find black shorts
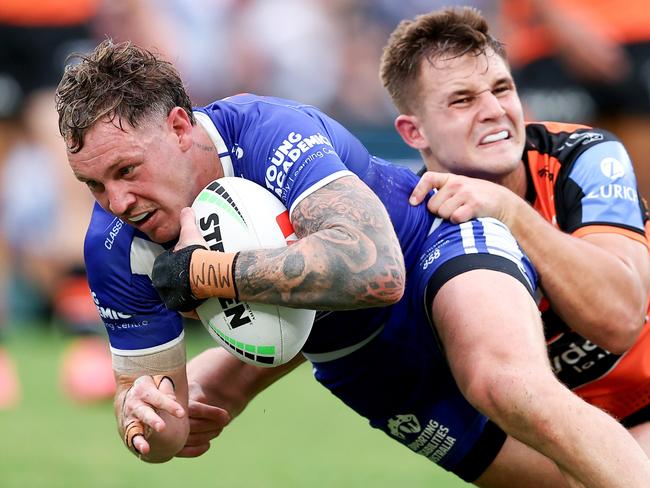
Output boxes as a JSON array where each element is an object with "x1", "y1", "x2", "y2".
[
  {"x1": 0, "y1": 23, "x2": 95, "y2": 118},
  {"x1": 309, "y1": 308, "x2": 508, "y2": 482},
  {"x1": 513, "y1": 41, "x2": 650, "y2": 121}
]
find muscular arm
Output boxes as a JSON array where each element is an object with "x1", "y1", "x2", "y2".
[
  {"x1": 433, "y1": 269, "x2": 650, "y2": 487},
  {"x1": 413, "y1": 172, "x2": 650, "y2": 353},
  {"x1": 505, "y1": 198, "x2": 649, "y2": 353},
  {"x1": 233, "y1": 176, "x2": 405, "y2": 309}
]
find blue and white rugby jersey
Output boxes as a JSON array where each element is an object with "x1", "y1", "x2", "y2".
[
  {"x1": 86, "y1": 94, "x2": 433, "y2": 356},
  {"x1": 85, "y1": 94, "x2": 536, "y2": 357}
]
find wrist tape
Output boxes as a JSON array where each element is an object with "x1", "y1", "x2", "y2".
[{"x1": 189, "y1": 249, "x2": 239, "y2": 300}]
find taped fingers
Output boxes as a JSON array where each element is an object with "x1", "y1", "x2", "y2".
[{"x1": 124, "y1": 420, "x2": 146, "y2": 454}]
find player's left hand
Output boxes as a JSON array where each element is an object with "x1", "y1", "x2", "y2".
[
  {"x1": 122, "y1": 375, "x2": 186, "y2": 456},
  {"x1": 152, "y1": 208, "x2": 208, "y2": 312},
  {"x1": 409, "y1": 171, "x2": 515, "y2": 226}
]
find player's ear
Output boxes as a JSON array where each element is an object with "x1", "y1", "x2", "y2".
[
  {"x1": 395, "y1": 114, "x2": 428, "y2": 150},
  {"x1": 167, "y1": 107, "x2": 193, "y2": 151}
]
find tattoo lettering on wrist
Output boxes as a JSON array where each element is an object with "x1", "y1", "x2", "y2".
[
  {"x1": 191, "y1": 261, "x2": 232, "y2": 291},
  {"x1": 190, "y1": 250, "x2": 237, "y2": 299}
]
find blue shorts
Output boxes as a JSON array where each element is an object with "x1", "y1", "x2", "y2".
[{"x1": 306, "y1": 313, "x2": 506, "y2": 482}]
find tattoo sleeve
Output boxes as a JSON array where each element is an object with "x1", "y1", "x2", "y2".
[{"x1": 233, "y1": 176, "x2": 405, "y2": 309}]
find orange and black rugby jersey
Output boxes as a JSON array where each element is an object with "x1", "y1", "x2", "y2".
[{"x1": 523, "y1": 121, "x2": 650, "y2": 420}]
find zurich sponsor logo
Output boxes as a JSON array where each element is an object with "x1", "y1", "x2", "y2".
[
  {"x1": 585, "y1": 184, "x2": 638, "y2": 202},
  {"x1": 600, "y1": 157, "x2": 625, "y2": 180}
]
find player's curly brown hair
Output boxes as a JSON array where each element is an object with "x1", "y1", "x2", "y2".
[
  {"x1": 380, "y1": 7, "x2": 507, "y2": 114},
  {"x1": 55, "y1": 39, "x2": 195, "y2": 153}
]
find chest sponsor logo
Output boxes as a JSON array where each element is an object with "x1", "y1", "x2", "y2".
[
  {"x1": 92, "y1": 291, "x2": 133, "y2": 320},
  {"x1": 548, "y1": 331, "x2": 621, "y2": 388},
  {"x1": 265, "y1": 131, "x2": 333, "y2": 196},
  {"x1": 91, "y1": 291, "x2": 151, "y2": 330},
  {"x1": 387, "y1": 414, "x2": 456, "y2": 464}
]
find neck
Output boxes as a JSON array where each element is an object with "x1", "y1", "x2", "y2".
[
  {"x1": 496, "y1": 163, "x2": 527, "y2": 198},
  {"x1": 193, "y1": 124, "x2": 224, "y2": 184}
]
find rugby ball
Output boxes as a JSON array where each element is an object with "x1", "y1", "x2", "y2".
[{"x1": 192, "y1": 177, "x2": 315, "y2": 367}]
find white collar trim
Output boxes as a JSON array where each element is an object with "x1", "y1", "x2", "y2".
[{"x1": 194, "y1": 110, "x2": 234, "y2": 177}]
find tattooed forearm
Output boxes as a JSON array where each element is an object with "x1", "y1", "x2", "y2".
[{"x1": 233, "y1": 176, "x2": 405, "y2": 309}]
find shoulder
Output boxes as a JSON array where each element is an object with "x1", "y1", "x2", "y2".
[
  {"x1": 525, "y1": 122, "x2": 621, "y2": 161},
  {"x1": 199, "y1": 93, "x2": 327, "y2": 122},
  {"x1": 414, "y1": 217, "x2": 537, "y2": 308},
  {"x1": 84, "y1": 203, "x2": 165, "y2": 292},
  {"x1": 85, "y1": 203, "x2": 134, "y2": 267}
]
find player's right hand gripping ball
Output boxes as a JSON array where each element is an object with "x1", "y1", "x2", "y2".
[{"x1": 152, "y1": 244, "x2": 206, "y2": 312}]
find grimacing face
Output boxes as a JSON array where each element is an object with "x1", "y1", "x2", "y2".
[
  {"x1": 403, "y1": 49, "x2": 526, "y2": 182},
  {"x1": 67, "y1": 114, "x2": 206, "y2": 243}
]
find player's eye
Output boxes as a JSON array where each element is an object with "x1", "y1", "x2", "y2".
[
  {"x1": 119, "y1": 165, "x2": 135, "y2": 177},
  {"x1": 493, "y1": 83, "x2": 513, "y2": 96},
  {"x1": 85, "y1": 180, "x2": 103, "y2": 192},
  {"x1": 451, "y1": 96, "x2": 473, "y2": 106}
]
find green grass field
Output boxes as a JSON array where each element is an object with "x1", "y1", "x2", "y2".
[{"x1": 0, "y1": 325, "x2": 469, "y2": 488}]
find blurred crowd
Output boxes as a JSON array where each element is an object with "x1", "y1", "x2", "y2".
[{"x1": 1, "y1": 0, "x2": 649, "y2": 409}]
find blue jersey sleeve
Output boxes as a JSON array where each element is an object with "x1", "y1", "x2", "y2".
[
  {"x1": 413, "y1": 217, "x2": 537, "y2": 317},
  {"x1": 85, "y1": 204, "x2": 184, "y2": 355},
  {"x1": 566, "y1": 141, "x2": 645, "y2": 232}
]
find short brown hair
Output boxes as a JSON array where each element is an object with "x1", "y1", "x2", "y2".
[
  {"x1": 55, "y1": 39, "x2": 194, "y2": 153},
  {"x1": 380, "y1": 7, "x2": 506, "y2": 113}
]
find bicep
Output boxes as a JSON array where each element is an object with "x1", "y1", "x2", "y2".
[
  {"x1": 582, "y1": 232, "x2": 650, "y2": 292},
  {"x1": 431, "y1": 269, "x2": 548, "y2": 394}
]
